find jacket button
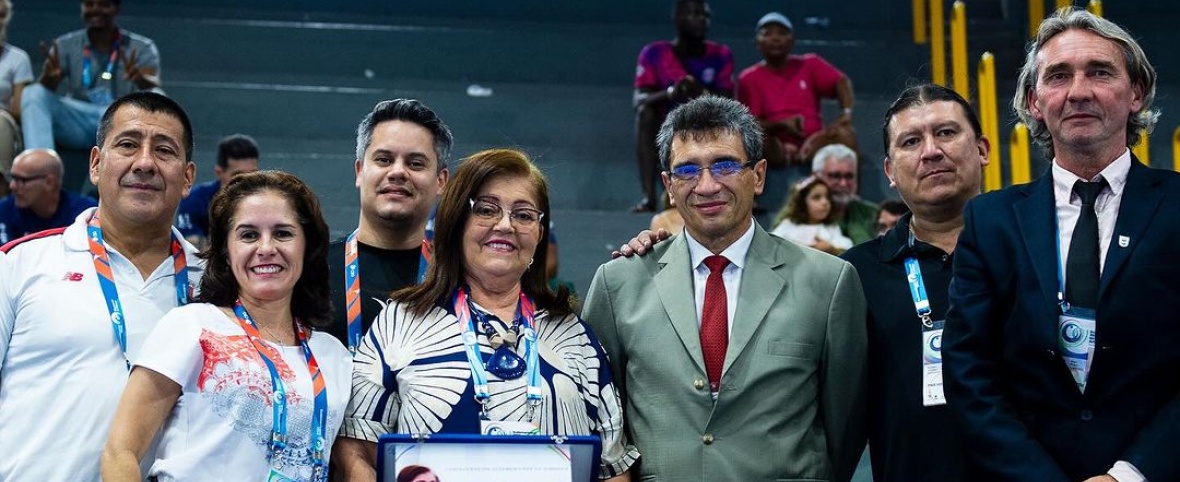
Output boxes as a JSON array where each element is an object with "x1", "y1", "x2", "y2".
[
  {"x1": 702, "y1": 433, "x2": 714, "y2": 444},
  {"x1": 1080, "y1": 409, "x2": 1093, "y2": 421},
  {"x1": 693, "y1": 379, "x2": 706, "y2": 390}
]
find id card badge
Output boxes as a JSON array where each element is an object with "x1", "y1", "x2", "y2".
[
  {"x1": 481, "y1": 419, "x2": 540, "y2": 436},
  {"x1": 921, "y1": 319, "x2": 947, "y2": 407},
  {"x1": 1058, "y1": 307, "x2": 1097, "y2": 393},
  {"x1": 86, "y1": 79, "x2": 114, "y2": 105}
]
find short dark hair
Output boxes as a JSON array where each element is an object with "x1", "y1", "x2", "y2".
[
  {"x1": 394, "y1": 148, "x2": 573, "y2": 318},
  {"x1": 217, "y1": 134, "x2": 260, "y2": 168},
  {"x1": 656, "y1": 96, "x2": 763, "y2": 170},
  {"x1": 882, "y1": 83, "x2": 981, "y2": 154},
  {"x1": 196, "y1": 170, "x2": 333, "y2": 328},
  {"x1": 397, "y1": 466, "x2": 437, "y2": 482},
  {"x1": 878, "y1": 198, "x2": 910, "y2": 216},
  {"x1": 97, "y1": 92, "x2": 194, "y2": 161},
  {"x1": 355, "y1": 99, "x2": 453, "y2": 171}
]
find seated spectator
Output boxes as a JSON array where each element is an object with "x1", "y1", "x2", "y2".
[
  {"x1": 0, "y1": 148, "x2": 95, "y2": 244},
  {"x1": 649, "y1": 191, "x2": 684, "y2": 234},
  {"x1": 176, "y1": 133, "x2": 259, "y2": 247},
  {"x1": 21, "y1": 0, "x2": 160, "y2": 151},
  {"x1": 771, "y1": 175, "x2": 852, "y2": 254},
  {"x1": 0, "y1": 0, "x2": 33, "y2": 195},
  {"x1": 875, "y1": 198, "x2": 908, "y2": 236},
  {"x1": 813, "y1": 143, "x2": 878, "y2": 244},
  {"x1": 738, "y1": 12, "x2": 855, "y2": 168},
  {"x1": 632, "y1": 0, "x2": 733, "y2": 212}
]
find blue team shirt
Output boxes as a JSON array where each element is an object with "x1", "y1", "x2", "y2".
[
  {"x1": 0, "y1": 191, "x2": 97, "y2": 245},
  {"x1": 176, "y1": 180, "x2": 219, "y2": 239}
]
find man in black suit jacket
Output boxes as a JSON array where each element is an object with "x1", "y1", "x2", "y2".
[{"x1": 944, "y1": 8, "x2": 1180, "y2": 482}]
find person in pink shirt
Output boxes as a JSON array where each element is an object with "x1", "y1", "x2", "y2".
[
  {"x1": 631, "y1": 0, "x2": 734, "y2": 212},
  {"x1": 738, "y1": 12, "x2": 855, "y2": 168}
]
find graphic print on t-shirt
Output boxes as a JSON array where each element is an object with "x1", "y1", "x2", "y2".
[{"x1": 197, "y1": 329, "x2": 317, "y2": 476}]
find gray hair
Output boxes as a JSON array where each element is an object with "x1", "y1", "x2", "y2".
[
  {"x1": 354, "y1": 99, "x2": 453, "y2": 171},
  {"x1": 811, "y1": 143, "x2": 858, "y2": 173},
  {"x1": 656, "y1": 96, "x2": 763, "y2": 169},
  {"x1": 1013, "y1": 8, "x2": 1158, "y2": 157}
]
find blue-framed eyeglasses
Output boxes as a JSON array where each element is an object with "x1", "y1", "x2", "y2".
[
  {"x1": 469, "y1": 197, "x2": 545, "y2": 228},
  {"x1": 667, "y1": 159, "x2": 754, "y2": 182}
]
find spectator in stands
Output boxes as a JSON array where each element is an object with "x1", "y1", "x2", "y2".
[
  {"x1": 632, "y1": 0, "x2": 733, "y2": 212},
  {"x1": 814, "y1": 143, "x2": 878, "y2": 245},
  {"x1": 102, "y1": 171, "x2": 351, "y2": 482},
  {"x1": 771, "y1": 175, "x2": 852, "y2": 254},
  {"x1": 0, "y1": 148, "x2": 96, "y2": 244},
  {"x1": 738, "y1": 12, "x2": 855, "y2": 169},
  {"x1": 0, "y1": 92, "x2": 199, "y2": 481},
  {"x1": 840, "y1": 83, "x2": 988, "y2": 482},
  {"x1": 176, "y1": 133, "x2": 260, "y2": 247},
  {"x1": 875, "y1": 198, "x2": 908, "y2": 236},
  {"x1": 21, "y1": 0, "x2": 160, "y2": 151},
  {"x1": 0, "y1": 0, "x2": 33, "y2": 195}
]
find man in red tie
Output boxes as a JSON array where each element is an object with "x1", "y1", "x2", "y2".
[{"x1": 584, "y1": 96, "x2": 867, "y2": 481}]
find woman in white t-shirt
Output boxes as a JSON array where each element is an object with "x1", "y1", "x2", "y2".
[
  {"x1": 770, "y1": 175, "x2": 853, "y2": 255},
  {"x1": 102, "y1": 171, "x2": 351, "y2": 482}
]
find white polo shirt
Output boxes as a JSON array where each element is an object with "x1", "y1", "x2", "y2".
[{"x1": 0, "y1": 208, "x2": 203, "y2": 481}]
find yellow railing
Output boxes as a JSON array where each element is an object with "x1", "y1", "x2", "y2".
[
  {"x1": 1173, "y1": 126, "x2": 1180, "y2": 171},
  {"x1": 978, "y1": 52, "x2": 1001, "y2": 191},
  {"x1": 1029, "y1": 0, "x2": 1045, "y2": 37},
  {"x1": 1133, "y1": 130, "x2": 1149, "y2": 162},
  {"x1": 1010, "y1": 124, "x2": 1031, "y2": 185},
  {"x1": 1087, "y1": 0, "x2": 1103, "y2": 16},
  {"x1": 931, "y1": 0, "x2": 947, "y2": 85},
  {"x1": 913, "y1": 0, "x2": 928, "y2": 44},
  {"x1": 951, "y1": 1, "x2": 969, "y2": 98}
]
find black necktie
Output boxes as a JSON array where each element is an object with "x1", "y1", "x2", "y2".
[{"x1": 1065, "y1": 178, "x2": 1108, "y2": 308}]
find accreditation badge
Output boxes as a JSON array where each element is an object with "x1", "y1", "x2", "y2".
[
  {"x1": 267, "y1": 468, "x2": 298, "y2": 481},
  {"x1": 481, "y1": 419, "x2": 540, "y2": 436},
  {"x1": 922, "y1": 319, "x2": 947, "y2": 407},
  {"x1": 1058, "y1": 307, "x2": 1097, "y2": 393},
  {"x1": 86, "y1": 77, "x2": 115, "y2": 105}
]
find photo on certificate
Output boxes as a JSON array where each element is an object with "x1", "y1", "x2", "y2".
[{"x1": 378, "y1": 434, "x2": 601, "y2": 482}]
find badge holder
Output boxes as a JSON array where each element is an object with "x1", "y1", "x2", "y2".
[{"x1": 1058, "y1": 301, "x2": 1096, "y2": 393}]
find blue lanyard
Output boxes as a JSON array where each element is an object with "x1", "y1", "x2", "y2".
[
  {"x1": 232, "y1": 301, "x2": 329, "y2": 481},
  {"x1": 343, "y1": 229, "x2": 432, "y2": 355},
  {"x1": 905, "y1": 229, "x2": 934, "y2": 328},
  {"x1": 86, "y1": 213, "x2": 190, "y2": 368},
  {"x1": 82, "y1": 34, "x2": 120, "y2": 90},
  {"x1": 453, "y1": 287, "x2": 543, "y2": 420}
]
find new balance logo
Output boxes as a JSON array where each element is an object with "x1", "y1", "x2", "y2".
[{"x1": 62, "y1": 272, "x2": 84, "y2": 282}]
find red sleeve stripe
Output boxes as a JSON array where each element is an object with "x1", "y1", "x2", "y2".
[{"x1": 1, "y1": 227, "x2": 68, "y2": 253}]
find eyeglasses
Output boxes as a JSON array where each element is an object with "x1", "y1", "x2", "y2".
[
  {"x1": 8, "y1": 173, "x2": 49, "y2": 185},
  {"x1": 469, "y1": 198, "x2": 545, "y2": 228},
  {"x1": 822, "y1": 172, "x2": 856, "y2": 181},
  {"x1": 667, "y1": 159, "x2": 754, "y2": 182}
]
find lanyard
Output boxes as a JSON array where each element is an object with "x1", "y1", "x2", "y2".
[
  {"x1": 453, "y1": 287, "x2": 543, "y2": 420},
  {"x1": 82, "y1": 33, "x2": 120, "y2": 90},
  {"x1": 86, "y1": 212, "x2": 190, "y2": 368},
  {"x1": 905, "y1": 229, "x2": 934, "y2": 328},
  {"x1": 232, "y1": 300, "x2": 328, "y2": 481},
  {"x1": 343, "y1": 229, "x2": 431, "y2": 355}
]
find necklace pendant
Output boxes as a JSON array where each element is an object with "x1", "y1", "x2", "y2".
[
  {"x1": 485, "y1": 346, "x2": 526, "y2": 380},
  {"x1": 489, "y1": 333, "x2": 504, "y2": 350}
]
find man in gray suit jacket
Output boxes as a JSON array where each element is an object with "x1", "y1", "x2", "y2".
[{"x1": 584, "y1": 96, "x2": 867, "y2": 481}]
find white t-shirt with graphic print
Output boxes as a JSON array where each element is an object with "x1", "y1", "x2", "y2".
[{"x1": 135, "y1": 303, "x2": 352, "y2": 482}]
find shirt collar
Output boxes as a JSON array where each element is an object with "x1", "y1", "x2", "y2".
[
  {"x1": 880, "y1": 213, "x2": 950, "y2": 263},
  {"x1": 684, "y1": 219, "x2": 756, "y2": 271},
  {"x1": 1051, "y1": 148, "x2": 1131, "y2": 200},
  {"x1": 63, "y1": 206, "x2": 198, "y2": 258}
]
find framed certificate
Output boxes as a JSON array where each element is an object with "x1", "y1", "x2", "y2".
[{"x1": 377, "y1": 433, "x2": 602, "y2": 482}]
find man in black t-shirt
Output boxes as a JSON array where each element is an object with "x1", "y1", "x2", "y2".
[{"x1": 325, "y1": 99, "x2": 452, "y2": 350}]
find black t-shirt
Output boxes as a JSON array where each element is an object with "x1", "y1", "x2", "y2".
[
  {"x1": 326, "y1": 238, "x2": 422, "y2": 348},
  {"x1": 840, "y1": 213, "x2": 969, "y2": 482}
]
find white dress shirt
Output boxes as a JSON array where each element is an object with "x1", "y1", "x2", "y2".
[{"x1": 683, "y1": 221, "x2": 756, "y2": 332}]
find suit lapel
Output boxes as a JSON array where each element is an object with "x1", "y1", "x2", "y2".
[
  {"x1": 1100, "y1": 159, "x2": 1163, "y2": 297},
  {"x1": 725, "y1": 226, "x2": 786, "y2": 374},
  {"x1": 655, "y1": 235, "x2": 707, "y2": 375},
  {"x1": 1013, "y1": 173, "x2": 1061, "y2": 311}
]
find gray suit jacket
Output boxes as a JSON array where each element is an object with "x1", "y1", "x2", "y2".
[{"x1": 583, "y1": 225, "x2": 867, "y2": 481}]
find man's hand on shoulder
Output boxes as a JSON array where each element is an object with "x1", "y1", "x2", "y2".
[{"x1": 611, "y1": 229, "x2": 671, "y2": 259}]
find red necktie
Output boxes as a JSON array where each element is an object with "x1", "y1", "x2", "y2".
[{"x1": 701, "y1": 255, "x2": 730, "y2": 392}]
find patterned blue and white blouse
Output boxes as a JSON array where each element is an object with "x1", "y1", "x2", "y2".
[{"x1": 342, "y1": 298, "x2": 639, "y2": 478}]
